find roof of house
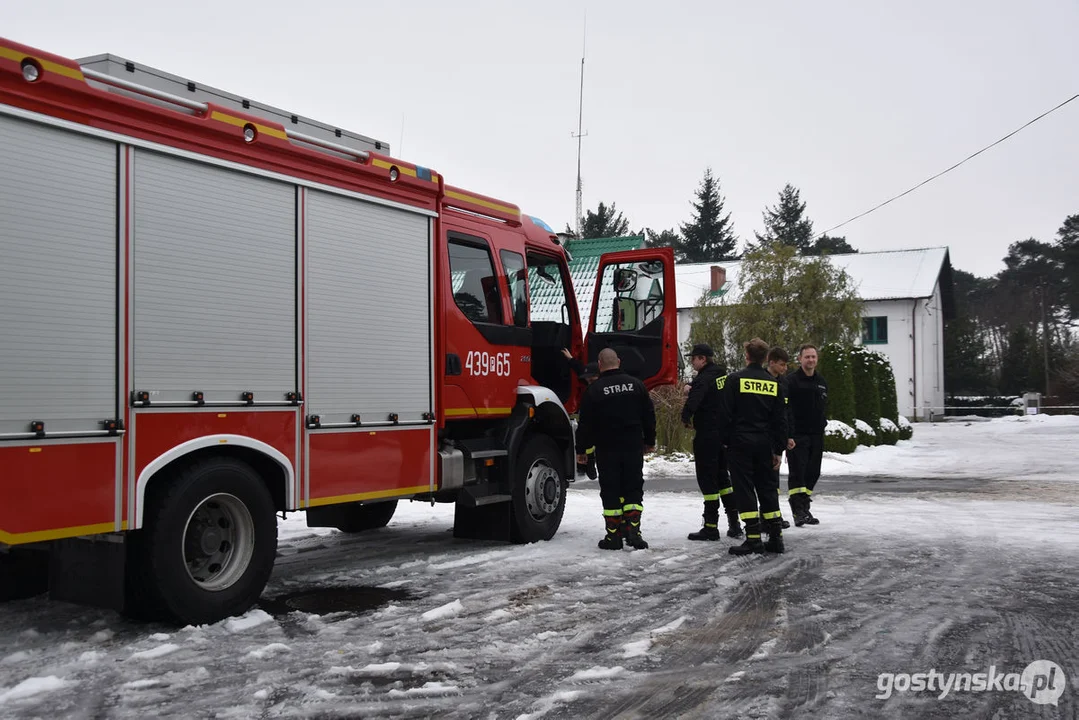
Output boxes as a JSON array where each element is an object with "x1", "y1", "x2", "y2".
[{"x1": 675, "y1": 247, "x2": 952, "y2": 309}]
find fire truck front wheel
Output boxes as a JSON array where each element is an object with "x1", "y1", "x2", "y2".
[
  {"x1": 132, "y1": 457, "x2": 278, "y2": 626},
  {"x1": 510, "y1": 434, "x2": 567, "y2": 543}
]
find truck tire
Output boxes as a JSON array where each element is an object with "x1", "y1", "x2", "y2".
[
  {"x1": 510, "y1": 434, "x2": 567, "y2": 544},
  {"x1": 133, "y1": 457, "x2": 277, "y2": 626},
  {"x1": 333, "y1": 500, "x2": 398, "y2": 533}
]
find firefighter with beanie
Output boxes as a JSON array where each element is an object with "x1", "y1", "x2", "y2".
[
  {"x1": 575, "y1": 348, "x2": 656, "y2": 550},
  {"x1": 681, "y1": 343, "x2": 743, "y2": 541},
  {"x1": 718, "y1": 338, "x2": 789, "y2": 555}
]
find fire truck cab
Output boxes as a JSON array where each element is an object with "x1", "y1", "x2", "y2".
[{"x1": 0, "y1": 38, "x2": 679, "y2": 625}]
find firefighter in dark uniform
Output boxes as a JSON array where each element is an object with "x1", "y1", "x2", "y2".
[
  {"x1": 575, "y1": 348, "x2": 656, "y2": 550},
  {"x1": 786, "y1": 343, "x2": 828, "y2": 526},
  {"x1": 681, "y1": 343, "x2": 742, "y2": 541},
  {"x1": 766, "y1": 346, "x2": 794, "y2": 530},
  {"x1": 562, "y1": 349, "x2": 601, "y2": 479},
  {"x1": 717, "y1": 338, "x2": 789, "y2": 555}
]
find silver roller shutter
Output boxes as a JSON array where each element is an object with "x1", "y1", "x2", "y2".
[
  {"x1": 306, "y1": 190, "x2": 432, "y2": 423},
  {"x1": 133, "y1": 151, "x2": 296, "y2": 403},
  {"x1": 0, "y1": 116, "x2": 118, "y2": 435}
]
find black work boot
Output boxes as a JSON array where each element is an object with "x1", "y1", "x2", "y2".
[
  {"x1": 802, "y1": 498, "x2": 820, "y2": 526},
  {"x1": 764, "y1": 520, "x2": 785, "y2": 553},
  {"x1": 725, "y1": 509, "x2": 744, "y2": 539},
  {"x1": 790, "y1": 494, "x2": 809, "y2": 527},
  {"x1": 729, "y1": 520, "x2": 764, "y2": 555},
  {"x1": 688, "y1": 526, "x2": 720, "y2": 541},
  {"x1": 598, "y1": 514, "x2": 623, "y2": 550},
  {"x1": 688, "y1": 499, "x2": 721, "y2": 541},
  {"x1": 622, "y1": 508, "x2": 649, "y2": 550},
  {"x1": 719, "y1": 494, "x2": 743, "y2": 538}
]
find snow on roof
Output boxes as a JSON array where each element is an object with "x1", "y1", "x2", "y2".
[{"x1": 676, "y1": 247, "x2": 950, "y2": 309}]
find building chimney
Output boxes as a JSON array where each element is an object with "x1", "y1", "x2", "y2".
[{"x1": 710, "y1": 266, "x2": 726, "y2": 292}]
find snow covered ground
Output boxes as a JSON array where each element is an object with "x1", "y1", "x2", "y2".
[{"x1": 1, "y1": 415, "x2": 1077, "y2": 718}]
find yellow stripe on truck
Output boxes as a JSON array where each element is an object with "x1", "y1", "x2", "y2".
[
  {"x1": 444, "y1": 407, "x2": 513, "y2": 417},
  {"x1": 0, "y1": 521, "x2": 124, "y2": 546},
  {"x1": 209, "y1": 110, "x2": 288, "y2": 139},
  {"x1": 444, "y1": 189, "x2": 520, "y2": 218},
  {"x1": 0, "y1": 46, "x2": 85, "y2": 82}
]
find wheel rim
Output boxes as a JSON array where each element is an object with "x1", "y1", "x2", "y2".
[
  {"x1": 182, "y1": 493, "x2": 255, "y2": 592},
  {"x1": 524, "y1": 458, "x2": 562, "y2": 521}
]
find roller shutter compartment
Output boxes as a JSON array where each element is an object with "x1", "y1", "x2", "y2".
[
  {"x1": 133, "y1": 151, "x2": 296, "y2": 404},
  {"x1": 306, "y1": 191, "x2": 432, "y2": 423},
  {"x1": 0, "y1": 117, "x2": 117, "y2": 435}
]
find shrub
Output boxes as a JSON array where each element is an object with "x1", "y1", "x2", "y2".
[
  {"x1": 878, "y1": 417, "x2": 900, "y2": 445},
  {"x1": 824, "y1": 419, "x2": 858, "y2": 454},
  {"x1": 650, "y1": 385, "x2": 694, "y2": 455},
  {"x1": 849, "y1": 347, "x2": 882, "y2": 430},
  {"x1": 869, "y1": 350, "x2": 900, "y2": 424},
  {"x1": 816, "y1": 343, "x2": 856, "y2": 426},
  {"x1": 854, "y1": 418, "x2": 878, "y2": 446},
  {"x1": 897, "y1": 415, "x2": 913, "y2": 441}
]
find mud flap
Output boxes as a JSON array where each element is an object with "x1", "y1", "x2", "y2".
[
  {"x1": 453, "y1": 487, "x2": 512, "y2": 542},
  {"x1": 49, "y1": 537, "x2": 126, "y2": 611},
  {"x1": 0, "y1": 547, "x2": 50, "y2": 602}
]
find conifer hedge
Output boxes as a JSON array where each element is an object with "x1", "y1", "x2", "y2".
[
  {"x1": 849, "y1": 346, "x2": 882, "y2": 433},
  {"x1": 816, "y1": 343, "x2": 856, "y2": 426}
]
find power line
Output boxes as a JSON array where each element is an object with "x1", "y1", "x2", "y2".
[{"x1": 816, "y1": 92, "x2": 1079, "y2": 239}]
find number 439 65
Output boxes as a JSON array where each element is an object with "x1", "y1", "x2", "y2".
[{"x1": 465, "y1": 351, "x2": 511, "y2": 377}]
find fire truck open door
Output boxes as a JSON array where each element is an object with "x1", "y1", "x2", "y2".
[{"x1": 584, "y1": 247, "x2": 679, "y2": 390}]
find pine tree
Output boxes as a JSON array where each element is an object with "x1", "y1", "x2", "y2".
[
  {"x1": 643, "y1": 227, "x2": 682, "y2": 250},
  {"x1": 754, "y1": 184, "x2": 814, "y2": 252},
  {"x1": 570, "y1": 201, "x2": 629, "y2": 239},
  {"x1": 1056, "y1": 213, "x2": 1079, "y2": 319},
  {"x1": 676, "y1": 168, "x2": 738, "y2": 262},
  {"x1": 804, "y1": 234, "x2": 857, "y2": 256}
]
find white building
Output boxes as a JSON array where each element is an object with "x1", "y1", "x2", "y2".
[{"x1": 675, "y1": 247, "x2": 954, "y2": 420}]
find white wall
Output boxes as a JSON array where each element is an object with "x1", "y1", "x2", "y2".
[
  {"x1": 861, "y1": 286, "x2": 945, "y2": 420},
  {"x1": 914, "y1": 282, "x2": 946, "y2": 418},
  {"x1": 860, "y1": 299, "x2": 916, "y2": 419}
]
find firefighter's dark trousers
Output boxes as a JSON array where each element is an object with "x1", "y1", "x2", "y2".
[
  {"x1": 788, "y1": 433, "x2": 824, "y2": 510},
  {"x1": 596, "y1": 444, "x2": 645, "y2": 520},
  {"x1": 728, "y1": 436, "x2": 782, "y2": 539},
  {"x1": 693, "y1": 432, "x2": 736, "y2": 513}
]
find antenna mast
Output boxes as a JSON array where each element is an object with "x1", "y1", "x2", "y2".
[{"x1": 572, "y1": 15, "x2": 587, "y2": 239}]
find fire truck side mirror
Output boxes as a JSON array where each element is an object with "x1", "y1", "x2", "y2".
[{"x1": 614, "y1": 268, "x2": 638, "y2": 294}]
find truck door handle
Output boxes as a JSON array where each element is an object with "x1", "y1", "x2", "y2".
[{"x1": 446, "y1": 353, "x2": 462, "y2": 376}]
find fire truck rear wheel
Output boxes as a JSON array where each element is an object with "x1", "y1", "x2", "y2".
[
  {"x1": 135, "y1": 457, "x2": 278, "y2": 626},
  {"x1": 510, "y1": 434, "x2": 567, "y2": 544}
]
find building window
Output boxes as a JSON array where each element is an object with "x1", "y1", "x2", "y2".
[
  {"x1": 862, "y1": 316, "x2": 888, "y2": 344},
  {"x1": 449, "y1": 239, "x2": 504, "y2": 325}
]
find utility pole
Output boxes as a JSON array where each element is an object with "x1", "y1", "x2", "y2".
[{"x1": 572, "y1": 15, "x2": 587, "y2": 239}]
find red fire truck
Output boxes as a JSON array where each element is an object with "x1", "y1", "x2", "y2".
[{"x1": 0, "y1": 38, "x2": 679, "y2": 625}]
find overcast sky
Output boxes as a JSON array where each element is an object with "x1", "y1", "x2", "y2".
[{"x1": 4, "y1": 1, "x2": 1077, "y2": 277}]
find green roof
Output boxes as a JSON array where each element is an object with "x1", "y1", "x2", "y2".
[
  {"x1": 565, "y1": 236, "x2": 644, "y2": 326},
  {"x1": 565, "y1": 235, "x2": 645, "y2": 258}
]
